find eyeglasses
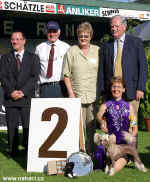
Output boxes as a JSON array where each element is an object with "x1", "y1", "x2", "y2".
[
  {"x1": 78, "y1": 35, "x2": 90, "y2": 39},
  {"x1": 112, "y1": 86, "x2": 123, "y2": 89},
  {"x1": 110, "y1": 24, "x2": 122, "y2": 29},
  {"x1": 11, "y1": 38, "x2": 24, "y2": 41}
]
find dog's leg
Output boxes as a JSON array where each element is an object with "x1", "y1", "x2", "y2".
[
  {"x1": 108, "y1": 159, "x2": 115, "y2": 176},
  {"x1": 127, "y1": 146, "x2": 147, "y2": 172},
  {"x1": 134, "y1": 161, "x2": 147, "y2": 172},
  {"x1": 109, "y1": 167, "x2": 115, "y2": 176},
  {"x1": 105, "y1": 165, "x2": 109, "y2": 174}
]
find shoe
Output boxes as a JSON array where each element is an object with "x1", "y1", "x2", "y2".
[
  {"x1": 0, "y1": 105, "x2": 5, "y2": 115},
  {"x1": 7, "y1": 149, "x2": 19, "y2": 159},
  {"x1": 0, "y1": 110, "x2": 5, "y2": 115}
]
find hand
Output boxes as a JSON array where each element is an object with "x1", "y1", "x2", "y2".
[
  {"x1": 100, "y1": 123, "x2": 108, "y2": 133},
  {"x1": 136, "y1": 90, "x2": 144, "y2": 101},
  {"x1": 69, "y1": 92, "x2": 76, "y2": 98},
  {"x1": 10, "y1": 90, "x2": 24, "y2": 100}
]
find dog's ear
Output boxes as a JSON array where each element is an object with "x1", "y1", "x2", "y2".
[
  {"x1": 94, "y1": 133, "x2": 102, "y2": 145},
  {"x1": 122, "y1": 131, "x2": 136, "y2": 144},
  {"x1": 109, "y1": 134, "x2": 116, "y2": 144}
]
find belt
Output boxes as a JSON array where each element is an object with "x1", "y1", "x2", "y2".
[{"x1": 40, "y1": 81, "x2": 64, "y2": 86}]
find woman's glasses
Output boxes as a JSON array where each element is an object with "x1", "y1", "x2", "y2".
[{"x1": 78, "y1": 35, "x2": 89, "y2": 39}]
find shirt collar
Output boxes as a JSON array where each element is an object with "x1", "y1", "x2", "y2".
[
  {"x1": 14, "y1": 49, "x2": 24, "y2": 58},
  {"x1": 117, "y1": 33, "x2": 125, "y2": 43},
  {"x1": 47, "y1": 39, "x2": 60, "y2": 46}
]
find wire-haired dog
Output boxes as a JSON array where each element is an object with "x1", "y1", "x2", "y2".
[{"x1": 94, "y1": 131, "x2": 147, "y2": 176}]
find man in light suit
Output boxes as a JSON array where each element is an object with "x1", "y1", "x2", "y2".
[
  {"x1": 0, "y1": 31, "x2": 40, "y2": 158},
  {"x1": 98, "y1": 15, "x2": 147, "y2": 119}
]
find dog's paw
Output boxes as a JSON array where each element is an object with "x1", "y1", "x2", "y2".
[
  {"x1": 140, "y1": 164, "x2": 148, "y2": 172},
  {"x1": 109, "y1": 168, "x2": 115, "y2": 176},
  {"x1": 105, "y1": 165, "x2": 109, "y2": 174}
]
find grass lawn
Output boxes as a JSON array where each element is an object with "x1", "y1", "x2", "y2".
[{"x1": 0, "y1": 130, "x2": 150, "y2": 182}]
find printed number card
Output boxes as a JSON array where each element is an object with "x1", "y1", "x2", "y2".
[{"x1": 27, "y1": 98, "x2": 81, "y2": 172}]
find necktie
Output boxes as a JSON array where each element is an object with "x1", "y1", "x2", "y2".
[
  {"x1": 16, "y1": 54, "x2": 21, "y2": 72},
  {"x1": 46, "y1": 44, "x2": 55, "y2": 78},
  {"x1": 114, "y1": 39, "x2": 123, "y2": 77}
]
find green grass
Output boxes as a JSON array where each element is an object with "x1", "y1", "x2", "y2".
[{"x1": 0, "y1": 130, "x2": 150, "y2": 182}]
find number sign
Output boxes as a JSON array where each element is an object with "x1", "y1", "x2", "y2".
[{"x1": 27, "y1": 98, "x2": 82, "y2": 172}]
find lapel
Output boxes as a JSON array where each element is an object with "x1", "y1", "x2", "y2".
[
  {"x1": 20, "y1": 50, "x2": 28, "y2": 72},
  {"x1": 108, "y1": 39, "x2": 115, "y2": 67},
  {"x1": 122, "y1": 34, "x2": 129, "y2": 69},
  {"x1": 9, "y1": 51, "x2": 18, "y2": 73}
]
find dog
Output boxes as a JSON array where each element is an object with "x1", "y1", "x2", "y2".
[
  {"x1": 63, "y1": 162, "x2": 76, "y2": 178},
  {"x1": 94, "y1": 131, "x2": 147, "y2": 176}
]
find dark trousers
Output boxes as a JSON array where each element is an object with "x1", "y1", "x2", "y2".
[
  {"x1": 6, "y1": 107, "x2": 30, "y2": 154},
  {"x1": 40, "y1": 81, "x2": 68, "y2": 98}
]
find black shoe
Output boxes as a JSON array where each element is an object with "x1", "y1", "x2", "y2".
[{"x1": 7, "y1": 149, "x2": 19, "y2": 159}]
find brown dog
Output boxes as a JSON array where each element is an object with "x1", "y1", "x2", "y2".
[{"x1": 94, "y1": 132, "x2": 147, "y2": 176}]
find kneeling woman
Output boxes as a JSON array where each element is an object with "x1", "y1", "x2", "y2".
[{"x1": 96, "y1": 76, "x2": 138, "y2": 173}]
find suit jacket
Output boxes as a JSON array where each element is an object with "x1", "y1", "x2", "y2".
[
  {"x1": 0, "y1": 50, "x2": 40, "y2": 107},
  {"x1": 98, "y1": 34, "x2": 148, "y2": 100}
]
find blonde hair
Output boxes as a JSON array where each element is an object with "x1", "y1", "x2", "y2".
[{"x1": 77, "y1": 22, "x2": 93, "y2": 38}]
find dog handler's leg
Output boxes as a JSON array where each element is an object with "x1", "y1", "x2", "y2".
[{"x1": 114, "y1": 158, "x2": 127, "y2": 173}]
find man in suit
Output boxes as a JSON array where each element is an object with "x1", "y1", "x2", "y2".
[
  {"x1": 98, "y1": 15, "x2": 147, "y2": 121},
  {"x1": 0, "y1": 31, "x2": 40, "y2": 158}
]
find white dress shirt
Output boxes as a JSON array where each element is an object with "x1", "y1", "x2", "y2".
[
  {"x1": 35, "y1": 39, "x2": 70, "y2": 83},
  {"x1": 14, "y1": 50, "x2": 24, "y2": 62},
  {"x1": 114, "y1": 33, "x2": 125, "y2": 62}
]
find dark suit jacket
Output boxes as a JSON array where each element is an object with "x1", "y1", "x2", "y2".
[
  {"x1": 98, "y1": 34, "x2": 148, "y2": 100},
  {"x1": 0, "y1": 50, "x2": 40, "y2": 107}
]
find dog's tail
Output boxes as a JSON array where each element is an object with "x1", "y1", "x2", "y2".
[{"x1": 122, "y1": 131, "x2": 136, "y2": 144}]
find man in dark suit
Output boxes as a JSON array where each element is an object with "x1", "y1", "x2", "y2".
[
  {"x1": 98, "y1": 15, "x2": 147, "y2": 121},
  {"x1": 0, "y1": 31, "x2": 40, "y2": 158}
]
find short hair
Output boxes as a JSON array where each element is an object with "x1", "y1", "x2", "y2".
[
  {"x1": 110, "y1": 15, "x2": 127, "y2": 27},
  {"x1": 77, "y1": 22, "x2": 93, "y2": 37},
  {"x1": 11, "y1": 30, "x2": 26, "y2": 39},
  {"x1": 110, "y1": 76, "x2": 126, "y2": 88}
]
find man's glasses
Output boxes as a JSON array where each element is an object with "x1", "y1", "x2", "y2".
[{"x1": 110, "y1": 24, "x2": 122, "y2": 29}]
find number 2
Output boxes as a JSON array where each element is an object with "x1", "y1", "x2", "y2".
[{"x1": 39, "y1": 107, "x2": 68, "y2": 158}]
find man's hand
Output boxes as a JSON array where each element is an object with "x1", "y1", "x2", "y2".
[
  {"x1": 10, "y1": 90, "x2": 24, "y2": 100},
  {"x1": 136, "y1": 90, "x2": 144, "y2": 101}
]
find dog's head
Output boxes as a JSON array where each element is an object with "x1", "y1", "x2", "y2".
[
  {"x1": 94, "y1": 133, "x2": 116, "y2": 146},
  {"x1": 94, "y1": 133, "x2": 109, "y2": 146}
]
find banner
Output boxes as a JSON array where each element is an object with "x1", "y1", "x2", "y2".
[
  {"x1": 0, "y1": 0, "x2": 100, "y2": 17},
  {"x1": 100, "y1": 7, "x2": 150, "y2": 20}
]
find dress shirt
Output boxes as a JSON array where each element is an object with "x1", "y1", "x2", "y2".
[
  {"x1": 14, "y1": 50, "x2": 24, "y2": 62},
  {"x1": 114, "y1": 33, "x2": 125, "y2": 62},
  {"x1": 63, "y1": 44, "x2": 99, "y2": 104},
  {"x1": 35, "y1": 39, "x2": 70, "y2": 83}
]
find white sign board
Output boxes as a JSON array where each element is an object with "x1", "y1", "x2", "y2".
[{"x1": 27, "y1": 98, "x2": 81, "y2": 172}]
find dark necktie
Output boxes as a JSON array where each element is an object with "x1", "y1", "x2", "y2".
[
  {"x1": 46, "y1": 44, "x2": 55, "y2": 78},
  {"x1": 16, "y1": 54, "x2": 21, "y2": 72}
]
